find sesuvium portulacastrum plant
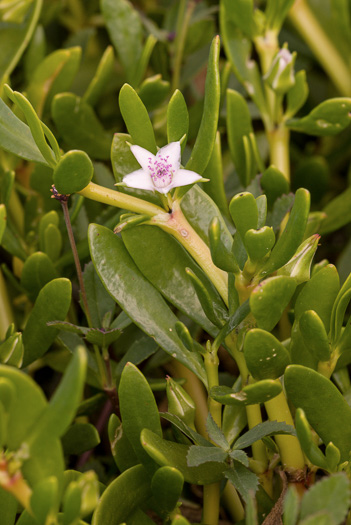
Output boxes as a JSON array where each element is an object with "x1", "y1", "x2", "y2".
[{"x1": 0, "y1": 0, "x2": 351, "y2": 524}]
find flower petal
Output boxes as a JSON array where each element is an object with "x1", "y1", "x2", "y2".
[
  {"x1": 156, "y1": 142, "x2": 181, "y2": 172},
  {"x1": 170, "y1": 168, "x2": 202, "y2": 189},
  {"x1": 122, "y1": 169, "x2": 155, "y2": 191},
  {"x1": 130, "y1": 145, "x2": 156, "y2": 172}
]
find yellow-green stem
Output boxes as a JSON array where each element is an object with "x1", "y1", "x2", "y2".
[
  {"x1": 289, "y1": 0, "x2": 351, "y2": 96},
  {"x1": 154, "y1": 200, "x2": 228, "y2": 305},
  {"x1": 202, "y1": 349, "x2": 221, "y2": 525},
  {"x1": 202, "y1": 483, "x2": 221, "y2": 525},
  {"x1": 222, "y1": 483, "x2": 245, "y2": 522},
  {"x1": 0, "y1": 269, "x2": 14, "y2": 339},
  {"x1": 265, "y1": 390, "x2": 305, "y2": 473},
  {"x1": 79, "y1": 183, "x2": 229, "y2": 304},
  {"x1": 78, "y1": 182, "x2": 165, "y2": 217},
  {"x1": 226, "y1": 335, "x2": 269, "y2": 471},
  {"x1": 267, "y1": 125, "x2": 290, "y2": 181}
]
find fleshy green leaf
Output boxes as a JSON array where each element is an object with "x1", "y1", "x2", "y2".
[
  {"x1": 300, "y1": 474, "x2": 351, "y2": 524},
  {"x1": 26, "y1": 47, "x2": 81, "y2": 116},
  {"x1": 88, "y1": 224, "x2": 207, "y2": 384},
  {"x1": 101, "y1": 0, "x2": 143, "y2": 86},
  {"x1": 185, "y1": 36, "x2": 221, "y2": 176},
  {"x1": 285, "y1": 365, "x2": 351, "y2": 461},
  {"x1": 119, "y1": 362, "x2": 162, "y2": 473},
  {"x1": 22, "y1": 278, "x2": 72, "y2": 367},
  {"x1": 210, "y1": 380, "x2": 282, "y2": 406},
  {"x1": 250, "y1": 276, "x2": 296, "y2": 331},
  {"x1": 122, "y1": 225, "x2": 223, "y2": 336},
  {"x1": 140, "y1": 428, "x2": 227, "y2": 485},
  {"x1": 0, "y1": 0, "x2": 42, "y2": 83},
  {"x1": 51, "y1": 94, "x2": 112, "y2": 160},
  {"x1": 0, "y1": 98, "x2": 48, "y2": 165},
  {"x1": 286, "y1": 98, "x2": 351, "y2": 136},
  {"x1": 91, "y1": 465, "x2": 152, "y2": 525},
  {"x1": 244, "y1": 329, "x2": 291, "y2": 380}
]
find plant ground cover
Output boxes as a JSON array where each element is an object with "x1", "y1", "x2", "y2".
[{"x1": 0, "y1": 0, "x2": 351, "y2": 524}]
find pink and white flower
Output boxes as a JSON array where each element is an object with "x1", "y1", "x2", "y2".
[{"x1": 122, "y1": 141, "x2": 202, "y2": 195}]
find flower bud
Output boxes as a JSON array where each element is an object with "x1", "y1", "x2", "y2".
[
  {"x1": 264, "y1": 45, "x2": 297, "y2": 94},
  {"x1": 166, "y1": 377, "x2": 196, "y2": 430},
  {"x1": 277, "y1": 234, "x2": 319, "y2": 284}
]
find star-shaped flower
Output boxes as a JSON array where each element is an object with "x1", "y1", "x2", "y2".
[{"x1": 122, "y1": 141, "x2": 203, "y2": 195}]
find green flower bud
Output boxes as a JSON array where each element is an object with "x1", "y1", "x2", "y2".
[
  {"x1": 166, "y1": 377, "x2": 196, "y2": 430},
  {"x1": 277, "y1": 234, "x2": 319, "y2": 284},
  {"x1": 264, "y1": 45, "x2": 297, "y2": 94}
]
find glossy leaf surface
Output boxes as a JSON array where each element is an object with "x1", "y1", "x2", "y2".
[
  {"x1": 88, "y1": 224, "x2": 207, "y2": 384},
  {"x1": 185, "y1": 36, "x2": 220, "y2": 176},
  {"x1": 140, "y1": 428, "x2": 226, "y2": 485},
  {"x1": 244, "y1": 329, "x2": 291, "y2": 380},
  {"x1": 53, "y1": 150, "x2": 94, "y2": 194},
  {"x1": 286, "y1": 98, "x2": 351, "y2": 136},
  {"x1": 167, "y1": 90, "x2": 189, "y2": 149},
  {"x1": 20, "y1": 252, "x2": 57, "y2": 302},
  {"x1": 91, "y1": 465, "x2": 151, "y2": 525},
  {"x1": 210, "y1": 380, "x2": 282, "y2": 406},
  {"x1": 52, "y1": 94, "x2": 112, "y2": 160},
  {"x1": 151, "y1": 466, "x2": 184, "y2": 516},
  {"x1": 0, "y1": 0, "x2": 42, "y2": 82},
  {"x1": 285, "y1": 365, "x2": 351, "y2": 461},
  {"x1": 101, "y1": 0, "x2": 143, "y2": 86},
  {"x1": 250, "y1": 276, "x2": 296, "y2": 331},
  {"x1": 119, "y1": 83, "x2": 157, "y2": 153},
  {"x1": 122, "y1": 225, "x2": 221, "y2": 335},
  {"x1": 119, "y1": 362, "x2": 161, "y2": 473},
  {"x1": 0, "y1": 98, "x2": 47, "y2": 165},
  {"x1": 22, "y1": 278, "x2": 72, "y2": 367},
  {"x1": 26, "y1": 47, "x2": 81, "y2": 116}
]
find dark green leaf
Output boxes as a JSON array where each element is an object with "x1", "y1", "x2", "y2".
[
  {"x1": 206, "y1": 413, "x2": 230, "y2": 450},
  {"x1": 0, "y1": 98, "x2": 48, "y2": 165},
  {"x1": 234, "y1": 420, "x2": 296, "y2": 450},
  {"x1": 22, "y1": 278, "x2": 72, "y2": 367},
  {"x1": 88, "y1": 224, "x2": 207, "y2": 384},
  {"x1": 210, "y1": 380, "x2": 282, "y2": 406},
  {"x1": 101, "y1": 0, "x2": 143, "y2": 86},
  {"x1": 250, "y1": 276, "x2": 296, "y2": 331},
  {"x1": 244, "y1": 329, "x2": 291, "y2": 380},
  {"x1": 122, "y1": 225, "x2": 222, "y2": 335},
  {"x1": 225, "y1": 462, "x2": 259, "y2": 502},
  {"x1": 185, "y1": 36, "x2": 221, "y2": 176},
  {"x1": 91, "y1": 465, "x2": 152, "y2": 525},
  {"x1": 82, "y1": 262, "x2": 115, "y2": 329},
  {"x1": 160, "y1": 412, "x2": 212, "y2": 447},
  {"x1": 285, "y1": 365, "x2": 351, "y2": 461},
  {"x1": 0, "y1": 0, "x2": 42, "y2": 82},
  {"x1": 300, "y1": 474, "x2": 350, "y2": 524},
  {"x1": 140, "y1": 428, "x2": 227, "y2": 485},
  {"x1": 62, "y1": 423, "x2": 100, "y2": 455},
  {"x1": 187, "y1": 445, "x2": 228, "y2": 466},
  {"x1": 119, "y1": 362, "x2": 162, "y2": 473},
  {"x1": 52, "y1": 94, "x2": 112, "y2": 160}
]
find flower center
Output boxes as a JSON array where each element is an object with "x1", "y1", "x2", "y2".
[{"x1": 148, "y1": 155, "x2": 173, "y2": 189}]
